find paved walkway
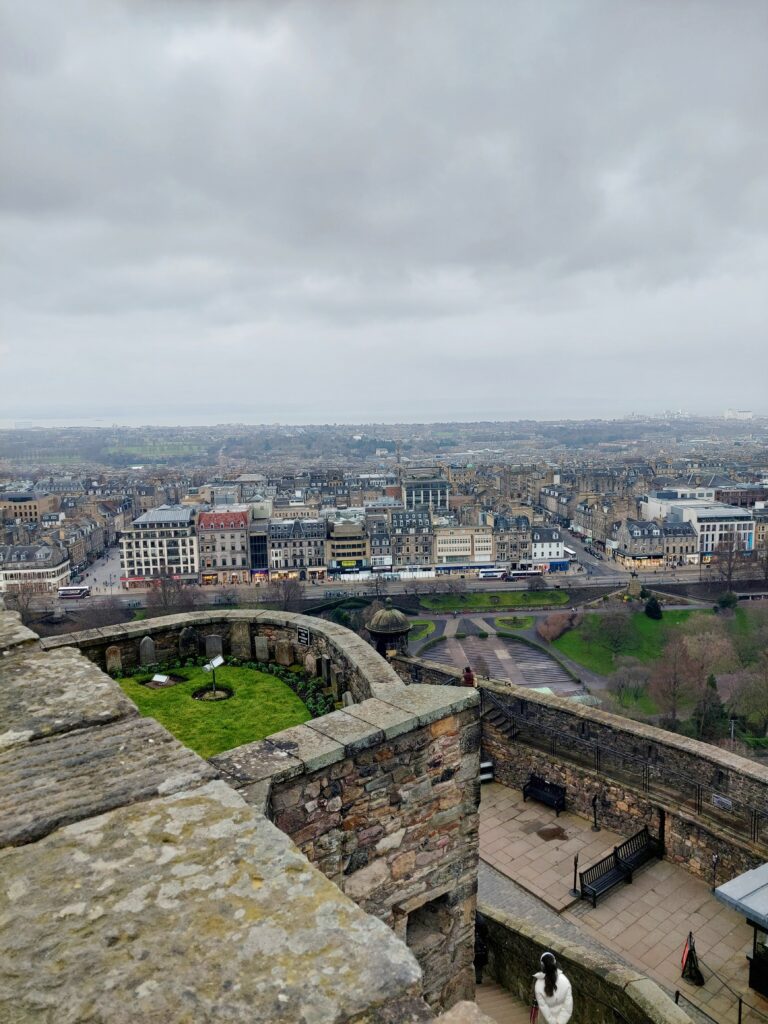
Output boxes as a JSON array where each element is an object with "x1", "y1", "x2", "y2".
[{"x1": 479, "y1": 783, "x2": 768, "y2": 1023}]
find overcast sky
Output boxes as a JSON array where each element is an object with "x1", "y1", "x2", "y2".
[{"x1": 2, "y1": 1, "x2": 767, "y2": 427}]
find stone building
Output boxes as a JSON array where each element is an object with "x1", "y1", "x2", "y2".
[
  {"x1": 529, "y1": 527, "x2": 566, "y2": 569},
  {"x1": 198, "y1": 506, "x2": 251, "y2": 585},
  {"x1": 119, "y1": 505, "x2": 198, "y2": 588},
  {"x1": 390, "y1": 509, "x2": 433, "y2": 568},
  {"x1": 661, "y1": 520, "x2": 698, "y2": 566},
  {"x1": 0, "y1": 492, "x2": 58, "y2": 524},
  {"x1": 401, "y1": 475, "x2": 451, "y2": 513},
  {"x1": 0, "y1": 542, "x2": 70, "y2": 593},
  {"x1": 612, "y1": 518, "x2": 664, "y2": 568},
  {"x1": 491, "y1": 514, "x2": 531, "y2": 568},
  {"x1": 268, "y1": 518, "x2": 327, "y2": 580}
]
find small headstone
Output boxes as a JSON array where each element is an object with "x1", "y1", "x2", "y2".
[
  {"x1": 231, "y1": 621, "x2": 252, "y2": 659},
  {"x1": 253, "y1": 636, "x2": 270, "y2": 663},
  {"x1": 139, "y1": 636, "x2": 156, "y2": 667},
  {"x1": 320, "y1": 656, "x2": 331, "y2": 683},
  {"x1": 304, "y1": 652, "x2": 317, "y2": 677},
  {"x1": 275, "y1": 640, "x2": 293, "y2": 666},
  {"x1": 179, "y1": 627, "x2": 199, "y2": 659},
  {"x1": 342, "y1": 690, "x2": 354, "y2": 707},
  {"x1": 105, "y1": 645, "x2": 122, "y2": 674},
  {"x1": 205, "y1": 634, "x2": 223, "y2": 659}
]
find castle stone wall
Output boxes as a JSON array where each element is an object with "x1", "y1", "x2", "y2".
[{"x1": 212, "y1": 685, "x2": 482, "y2": 1013}]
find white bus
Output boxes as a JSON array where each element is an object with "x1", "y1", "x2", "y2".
[
  {"x1": 477, "y1": 568, "x2": 507, "y2": 580},
  {"x1": 58, "y1": 585, "x2": 91, "y2": 599}
]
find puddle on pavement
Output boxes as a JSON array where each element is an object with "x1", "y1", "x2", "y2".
[{"x1": 537, "y1": 824, "x2": 569, "y2": 841}]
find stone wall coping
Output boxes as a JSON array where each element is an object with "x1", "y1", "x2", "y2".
[
  {"x1": 1, "y1": 646, "x2": 138, "y2": 751},
  {"x1": 213, "y1": 686, "x2": 480, "y2": 787},
  {"x1": 0, "y1": 609, "x2": 39, "y2": 652},
  {"x1": 397, "y1": 654, "x2": 768, "y2": 787},
  {"x1": 43, "y1": 608, "x2": 408, "y2": 700},
  {"x1": 480, "y1": 675, "x2": 768, "y2": 785},
  {"x1": 0, "y1": 780, "x2": 424, "y2": 1023},
  {"x1": 478, "y1": 901, "x2": 692, "y2": 1024}
]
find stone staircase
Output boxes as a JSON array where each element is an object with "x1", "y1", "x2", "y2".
[{"x1": 475, "y1": 981, "x2": 531, "y2": 1023}]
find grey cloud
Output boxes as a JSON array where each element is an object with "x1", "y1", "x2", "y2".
[{"x1": 1, "y1": 0, "x2": 767, "y2": 422}]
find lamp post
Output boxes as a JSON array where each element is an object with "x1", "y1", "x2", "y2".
[
  {"x1": 203, "y1": 654, "x2": 224, "y2": 697},
  {"x1": 591, "y1": 793, "x2": 601, "y2": 832}
]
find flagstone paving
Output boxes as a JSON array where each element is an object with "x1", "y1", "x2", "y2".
[{"x1": 479, "y1": 782, "x2": 768, "y2": 1023}]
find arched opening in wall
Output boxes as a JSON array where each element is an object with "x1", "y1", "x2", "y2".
[{"x1": 405, "y1": 893, "x2": 455, "y2": 983}]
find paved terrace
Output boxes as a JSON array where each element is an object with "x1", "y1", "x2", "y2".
[{"x1": 479, "y1": 782, "x2": 768, "y2": 1024}]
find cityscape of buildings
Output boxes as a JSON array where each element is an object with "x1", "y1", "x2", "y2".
[{"x1": 1, "y1": 417, "x2": 767, "y2": 595}]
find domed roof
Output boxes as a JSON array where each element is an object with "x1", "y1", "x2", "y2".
[{"x1": 367, "y1": 598, "x2": 411, "y2": 635}]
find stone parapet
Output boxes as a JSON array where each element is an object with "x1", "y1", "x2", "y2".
[
  {"x1": 43, "y1": 608, "x2": 405, "y2": 703},
  {"x1": 0, "y1": 606, "x2": 441, "y2": 1021},
  {"x1": 213, "y1": 685, "x2": 482, "y2": 1014},
  {"x1": 478, "y1": 901, "x2": 692, "y2": 1024}
]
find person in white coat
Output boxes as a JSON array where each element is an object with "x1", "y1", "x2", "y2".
[{"x1": 533, "y1": 951, "x2": 573, "y2": 1024}]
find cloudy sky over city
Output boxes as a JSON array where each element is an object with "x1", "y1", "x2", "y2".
[{"x1": 2, "y1": 1, "x2": 767, "y2": 426}]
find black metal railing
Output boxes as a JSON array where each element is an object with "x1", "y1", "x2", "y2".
[{"x1": 480, "y1": 689, "x2": 768, "y2": 849}]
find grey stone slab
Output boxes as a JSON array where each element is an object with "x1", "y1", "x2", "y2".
[
  {"x1": 380, "y1": 684, "x2": 479, "y2": 727},
  {"x1": 345, "y1": 697, "x2": 421, "y2": 740},
  {"x1": 0, "y1": 717, "x2": 215, "y2": 848},
  {"x1": 210, "y1": 740, "x2": 303, "y2": 787},
  {"x1": 0, "y1": 647, "x2": 137, "y2": 750},
  {"x1": 0, "y1": 610, "x2": 38, "y2": 652},
  {"x1": 266, "y1": 722, "x2": 345, "y2": 772},
  {"x1": 0, "y1": 781, "x2": 422, "y2": 1024},
  {"x1": 306, "y1": 709, "x2": 384, "y2": 754}
]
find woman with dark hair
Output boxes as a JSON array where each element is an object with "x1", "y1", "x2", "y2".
[{"x1": 533, "y1": 951, "x2": 572, "y2": 1024}]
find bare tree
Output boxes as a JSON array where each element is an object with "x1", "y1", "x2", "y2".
[
  {"x1": 731, "y1": 654, "x2": 768, "y2": 735},
  {"x1": 649, "y1": 635, "x2": 695, "y2": 728},
  {"x1": 146, "y1": 573, "x2": 199, "y2": 616},
  {"x1": 264, "y1": 577, "x2": 303, "y2": 611},
  {"x1": 527, "y1": 574, "x2": 548, "y2": 592},
  {"x1": 3, "y1": 582, "x2": 40, "y2": 625},
  {"x1": 711, "y1": 532, "x2": 748, "y2": 591}
]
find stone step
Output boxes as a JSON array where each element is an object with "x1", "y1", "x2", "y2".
[{"x1": 475, "y1": 980, "x2": 531, "y2": 1024}]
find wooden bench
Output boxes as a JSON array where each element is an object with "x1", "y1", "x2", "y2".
[
  {"x1": 522, "y1": 774, "x2": 566, "y2": 816},
  {"x1": 615, "y1": 826, "x2": 662, "y2": 878},
  {"x1": 579, "y1": 852, "x2": 631, "y2": 907}
]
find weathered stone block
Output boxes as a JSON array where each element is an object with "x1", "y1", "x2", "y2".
[
  {"x1": 104, "y1": 645, "x2": 122, "y2": 673},
  {"x1": 0, "y1": 717, "x2": 215, "y2": 849},
  {"x1": 275, "y1": 640, "x2": 293, "y2": 666},
  {"x1": 205, "y1": 633, "x2": 223, "y2": 659},
  {"x1": 230, "y1": 621, "x2": 252, "y2": 659},
  {"x1": 254, "y1": 635, "x2": 270, "y2": 662},
  {"x1": 139, "y1": 635, "x2": 156, "y2": 666},
  {"x1": 344, "y1": 858, "x2": 390, "y2": 899},
  {"x1": 178, "y1": 626, "x2": 199, "y2": 659},
  {"x1": 304, "y1": 652, "x2": 317, "y2": 677}
]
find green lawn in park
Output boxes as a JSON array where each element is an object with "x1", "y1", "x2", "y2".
[
  {"x1": 552, "y1": 610, "x2": 697, "y2": 675},
  {"x1": 409, "y1": 619, "x2": 437, "y2": 642},
  {"x1": 420, "y1": 590, "x2": 570, "y2": 612},
  {"x1": 117, "y1": 665, "x2": 311, "y2": 758},
  {"x1": 494, "y1": 616, "x2": 535, "y2": 631}
]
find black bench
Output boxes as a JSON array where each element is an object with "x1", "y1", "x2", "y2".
[
  {"x1": 579, "y1": 852, "x2": 631, "y2": 907},
  {"x1": 522, "y1": 774, "x2": 566, "y2": 815},
  {"x1": 615, "y1": 826, "x2": 662, "y2": 877}
]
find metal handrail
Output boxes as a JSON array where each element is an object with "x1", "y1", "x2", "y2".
[
  {"x1": 675, "y1": 989, "x2": 721, "y2": 1023},
  {"x1": 480, "y1": 689, "x2": 768, "y2": 843},
  {"x1": 698, "y1": 957, "x2": 768, "y2": 1024}
]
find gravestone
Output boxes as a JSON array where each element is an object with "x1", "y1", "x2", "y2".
[
  {"x1": 179, "y1": 627, "x2": 199, "y2": 660},
  {"x1": 139, "y1": 636, "x2": 156, "y2": 667},
  {"x1": 231, "y1": 621, "x2": 252, "y2": 660},
  {"x1": 342, "y1": 690, "x2": 354, "y2": 708},
  {"x1": 254, "y1": 636, "x2": 270, "y2": 663},
  {"x1": 275, "y1": 640, "x2": 293, "y2": 666},
  {"x1": 205, "y1": 634, "x2": 223, "y2": 660},
  {"x1": 304, "y1": 652, "x2": 317, "y2": 678},
  {"x1": 320, "y1": 656, "x2": 331, "y2": 684},
  {"x1": 105, "y1": 645, "x2": 122, "y2": 674}
]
